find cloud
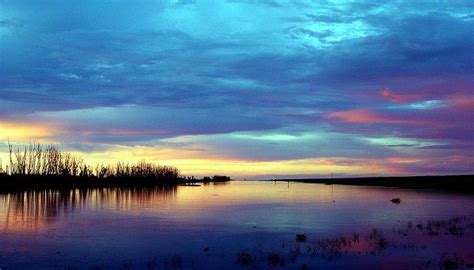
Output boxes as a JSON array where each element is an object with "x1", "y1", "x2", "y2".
[
  {"x1": 0, "y1": 19, "x2": 18, "y2": 29},
  {"x1": 0, "y1": 119, "x2": 63, "y2": 142},
  {"x1": 325, "y1": 109, "x2": 426, "y2": 125},
  {"x1": 0, "y1": 0, "x2": 473, "y2": 176},
  {"x1": 388, "y1": 100, "x2": 447, "y2": 110},
  {"x1": 449, "y1": 95, "x2": 474, "y2": 109},
  {"x1": 59, "y1": 73, "x2": 80, "y2": 80},
  {"x1": 378, "y1": 88, "x2": 423, "y2": 104}
]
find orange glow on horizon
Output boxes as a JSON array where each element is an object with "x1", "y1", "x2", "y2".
[
  {"x1": 73, "y1": 145, "x2": 402, "y2": 178},
  {"x1": 0, "y1": 121, "x2": 58, "y2": 141},
  {"x1": 0, "y1": 140, "x2": 407, "y2": 178}
]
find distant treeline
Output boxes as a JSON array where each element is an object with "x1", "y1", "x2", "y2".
[
  {"x1": 272, "y1": 175, "x2": 474, "y2": 193},
  {"x1": 0, "y1": 142, "x2": 230, "y2": 190},
  {"x1": 199, "y1": 175, "x2": 231, "y2": 182}
]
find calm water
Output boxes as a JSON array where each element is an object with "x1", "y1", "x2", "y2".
[{"x1": 0, "y1": 181, "x2": 473, "y2": 269}]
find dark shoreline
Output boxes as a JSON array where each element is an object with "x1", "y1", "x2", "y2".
[
  {"x1": 1, "y1": 174, "x2": 473, "y2": 193},
  {"x1": 0, "y1": 174, "x2": 229, "y2": 193},
  {"x1": 269, "y1": 174, "x2": 474, "y2": 193}
]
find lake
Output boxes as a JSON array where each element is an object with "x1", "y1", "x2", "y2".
[{"x1": 0, "y1": 181, "x2": 473, "y2": 269}]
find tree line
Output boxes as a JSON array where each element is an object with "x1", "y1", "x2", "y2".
[{"x1": 1, "y1": 141, "x2": 180, "y2": 180}]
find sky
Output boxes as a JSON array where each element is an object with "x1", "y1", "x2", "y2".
[{"x1": 0, "y1": 0, "x2": 473, "y2": 179}]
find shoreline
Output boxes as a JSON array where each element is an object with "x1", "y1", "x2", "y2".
[
  {"x1": 1, "y1": 174, "x2": 473, "y2": 193},
  {"x1": 268, "y1": 174, "x2": 474, "y2": 193},
  {"x1": 0, "y1": 174, "x2": 230, "y2": 192}
]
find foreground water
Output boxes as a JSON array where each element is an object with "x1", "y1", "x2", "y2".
[{"x1": 0, "y1": 181, "x2": 473, "y2": 269}]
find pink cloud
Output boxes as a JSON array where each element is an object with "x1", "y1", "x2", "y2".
[
  {"x1": 378, "y1": 88, "x2": 423, "y2": 104},
  {"x1": 449, "y1": 95, "x2": 474, "y2": 109},
  {"x1": 326, "y1": 109, "x2": 418, "y2": 124}
]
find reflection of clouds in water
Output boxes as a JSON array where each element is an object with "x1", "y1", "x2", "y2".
[
  {"x1": 0, "y1": 186, "x2": 177, "y2": 232},
  {"x1": 0, "y1": 182, "x2": 472, "y2": 269}
]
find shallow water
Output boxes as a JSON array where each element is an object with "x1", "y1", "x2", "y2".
[{"x1": 0, "y1": 181, "x2": 473, "y2": 269}]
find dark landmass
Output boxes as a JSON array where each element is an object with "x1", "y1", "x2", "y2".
[
  {"x1": 0, "y1": 174, "x2": 230, "y2": 192},
  {"x1": 271, "y1": 175, "x2": 474, "y2": 193}
]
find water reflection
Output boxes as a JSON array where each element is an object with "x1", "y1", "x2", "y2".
[
  {"x1": 1, "y1": 180, "x2": 471, "y2": 234},
  {"x1": 0, "y1": 186, "x2": 178, "y2": 231},
  {"x1": 0, "y1": 181, "x2": 473, "y2": 269}
]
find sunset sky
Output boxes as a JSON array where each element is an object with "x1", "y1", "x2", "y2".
[{"x1": 1, "y1": 1, "x2": 473, "y2": 179}]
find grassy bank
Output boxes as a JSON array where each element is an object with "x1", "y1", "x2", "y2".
[{"x1": 272, "y1": 175, "x2": 474, "y2": 193}]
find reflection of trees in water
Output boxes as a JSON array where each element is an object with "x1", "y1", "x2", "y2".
[
  {"x1": 202, "y1": 181, "x2": 230, "y2": 186},
  {"x1": 0, "y1": 186, "x2": 177, "y2": 231}
]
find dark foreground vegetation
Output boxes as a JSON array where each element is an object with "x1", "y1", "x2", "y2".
[
  {"x1": 273, "y1": 175, "x2": 474, "y2": 193},
  {"x1": 229, "y1": 214, "x2": 474, "y2": 270},
  {"x1": 0, "y1": 142, "x2": 229, "y2": 190}
]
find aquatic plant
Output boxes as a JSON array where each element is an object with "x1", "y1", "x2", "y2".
[
  {"x1": 145, "y1": 257, "x2": 158, "y2": 270},
  {"x1": 120, "y1": 261, "x2": 133, "y2": 270},
  {"x1": 289, "y1": 246, "x2": 302, "y2": 262},
  {"x1": 390, "y1": 198, "x2": 401, "y2": 204},
  {"x1": 88, "y1": 265, "x2": 105, "y2": 270},
  {"x1": 408, "y1": 216, "x2": 469, "y2": 237},
  {"x1": 447, "y1": 225, "x2": 464, "y2": 236},
  {"x1": 376, "y1": 237, "x2": 389, "y2": 249},
  {"x1": 352, "y1": 233, "x2": 360, "y2": 242},
  {"x1": 43, "y1": 215, "x2": 474, "y2": 270},
  {"x1": 314, "y1": 236, "x2": 353, "y2": 260},
  {"x1": 439, "y1": 253, "x2": 463, "y2": 269},
  {"x1": 296, "y1": 233, "x2": 307, "y2": 242},
  {"x1": 236, "y1": 249, "x2": 253, "y2": 266},
  {"x1": 300, "y1": 264, "x2": 311, "y2": 270},
  {"x1": 267, "y1": 252, "x2": 284, "y2": 266},
  {"x1": 171, "y1": 255, "x2": 183, "y2": 268}
]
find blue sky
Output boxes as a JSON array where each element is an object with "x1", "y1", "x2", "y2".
[{"x1": 1, "y1": 1, "x2": 473, "y2": 178}]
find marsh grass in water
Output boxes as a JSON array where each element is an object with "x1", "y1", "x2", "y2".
[
  {"x1": 53, "y1": 214, "x2": 474, "y2": 269},
  {"x1": 296, "y1": 233, "x2": 307, "y2": 243},
  {"x1": 230, "y1": 215, "x2": 474, "y2": 269},
  {"x1": 390, "y1": 198, "x2": 401, "y2": 204},
  {"x1": 236, "y1": 250, "x2": 254, "y2": 266},
  {"x1": 398, "y1": 216, "x2": 469, "y2": 238}
]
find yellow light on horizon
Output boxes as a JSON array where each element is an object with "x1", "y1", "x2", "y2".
[
  {"x1": 0, "y1": 132, "x2": 404, "y2": 178},
  {"x1": 68, "y1": 144, "x2": 400, "y2": 178},
  {"x1": 0, "y1": 121, "x2": 57, "y2": 141}
]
